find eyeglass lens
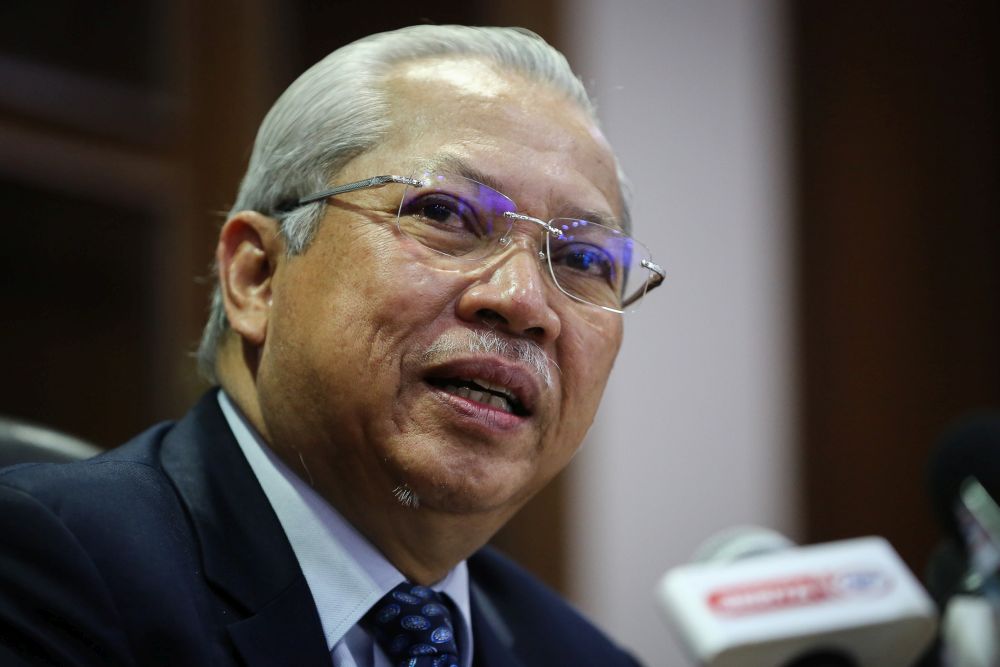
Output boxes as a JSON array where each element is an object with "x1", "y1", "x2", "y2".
[{"x1": 395, "y1": 172, "x2": 652, "y2": 311}]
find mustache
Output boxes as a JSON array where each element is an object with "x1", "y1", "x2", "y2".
[{"x1": 421, "y1": 329, "x2": 555, "y2": 387}]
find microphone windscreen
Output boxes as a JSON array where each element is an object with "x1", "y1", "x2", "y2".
[
  {"x1": 926, "y1": 413, "x2": 1000, "y2": 544},
  {"x1": 923, "y1": 539, "x2": 967, "y2": 608}
]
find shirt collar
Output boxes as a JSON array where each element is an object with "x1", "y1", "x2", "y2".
[{"x1": 216, "y1": 391, "x2": 473, "y2": 654}]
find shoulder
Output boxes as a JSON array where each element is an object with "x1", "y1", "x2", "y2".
[
  {"x1": 0, "y1": 421, "x2": 191, "y2": 666},
  {"x1": 0, "y1": 421, "x2": 178, "y2": 532},
  {"x1": 468, "y1": 547, "x2": 643, "y2": 666},
  {"x1": 0, "y1": 418, "x2": 201, "y2": 583},
  {"x1": 0, "y1": 410, "x2": 238, "y2": 665},
  {"x1": 0, "y1": 417, "x2": 209, "y2": 588}
]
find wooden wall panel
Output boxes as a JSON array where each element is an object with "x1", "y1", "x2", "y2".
[{"x1": 792, "y1": 0, "x2": 1000, "y2": 573}]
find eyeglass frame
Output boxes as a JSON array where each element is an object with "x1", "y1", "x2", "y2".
[{"x1": 278, "y1": 173, "x2": 665, "y2": 313}]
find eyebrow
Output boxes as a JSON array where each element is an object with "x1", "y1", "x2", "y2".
[
  {"x1": 554, "y1": 205, "x2": 623, "y2": 231},
  {"x1": 417, "y1": 155, "x2": 507, "y2": 193},
  {"x1": 416, "y1": 154, "x2": 625, "y2": 231}
]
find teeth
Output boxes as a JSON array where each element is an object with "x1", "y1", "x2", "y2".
[
  {"x1": 441, "y1": 382, "x2": 514, "y2": 414},
  {"x1": 465, "y1": 377, "x2": 516, "y2": 401},
  {"x1": 486, "y1": 394, "x2": 510, "y2": 411},
  {"x1": 445, "y1": 385, "x2": 471, "y2": 400}
]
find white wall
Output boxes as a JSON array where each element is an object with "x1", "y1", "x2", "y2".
[{"x1": 564, "y1": 2, "x2": 799, "y2": 665}]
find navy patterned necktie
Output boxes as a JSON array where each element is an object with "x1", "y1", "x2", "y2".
[{"x1": 363, "y1": 581, "x2": 461, "y2": 667}]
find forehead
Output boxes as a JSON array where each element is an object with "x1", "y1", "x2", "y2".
[{"x1": 351, "y1": 56, "x2": 624, "y2": 223}]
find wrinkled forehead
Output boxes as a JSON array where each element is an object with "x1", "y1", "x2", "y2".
[{"x1": 368, "y1": 56, "x2": 627, "y2": 227}]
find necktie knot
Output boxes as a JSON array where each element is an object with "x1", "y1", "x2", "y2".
[{"x1": 364, "y1": 582, "x2": 460, "y2": 667}]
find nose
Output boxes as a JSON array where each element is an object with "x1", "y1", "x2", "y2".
[{"x1": 455, "y1": 243, "x2": 562, "y2": 344}]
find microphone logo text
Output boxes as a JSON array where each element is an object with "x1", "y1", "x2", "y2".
[{"x1": 705, "y1": 569, "x2": 893, "y2": 616}]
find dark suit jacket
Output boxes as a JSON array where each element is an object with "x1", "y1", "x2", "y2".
[{"x1": 0, "y1": 392, "x2": 641, "y2": 666}]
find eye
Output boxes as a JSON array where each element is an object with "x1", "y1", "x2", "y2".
[
  {"x1": 552, "y1": 243, "x2": 617, "y2": 280},
  {"x1": 402, "y1": 193, "x2": 488, "y2": 237},
  {"x1": 420, "y1": 201, "x2": 456, "y2": 224}
]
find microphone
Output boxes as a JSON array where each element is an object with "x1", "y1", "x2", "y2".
[
  {"x1": 656, "y1": 527, "x2": 937, "y2": 667},
  {"x1": 927, "y1": 413, "x2": 1000, "y2": 558},
  {"x1": 926, "y1": 413, "x2": 1000, "y2": 667}
]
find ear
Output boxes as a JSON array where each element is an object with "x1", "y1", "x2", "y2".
[{"x1": 216, "y1": 211, "x2": 284, "y2": 347}]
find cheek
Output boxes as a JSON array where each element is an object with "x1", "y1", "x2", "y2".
[
  {"x1": 538, "y1": 314, "x2": 620, "y2": 463},
  {"x1": 559, "y1": 313, "x2": 622, "y2": 402},
  {"x1": 304, "y1": 230, "x2": 428, "y2": 328},
  {"x1": 301, "y1": 233, "x2": 472, "y2": 382},
  {"x1": 350, "y1": 229, "x2": 462, "y2": 305}
]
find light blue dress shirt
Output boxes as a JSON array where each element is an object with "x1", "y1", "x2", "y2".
[{"x1": 218, "y1": 392, "x2": 474, "y2": 667}]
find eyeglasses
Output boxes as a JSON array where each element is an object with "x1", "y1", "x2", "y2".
[{"x1": 281, "y1": 171, "x2": 665, "y2": 313}]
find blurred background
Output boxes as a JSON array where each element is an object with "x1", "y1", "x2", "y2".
[{"x1": 0, "y1": 1, "x2": 996, "y2": 664}]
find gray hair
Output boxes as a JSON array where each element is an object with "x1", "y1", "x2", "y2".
[{"x1": 196, "y1": 24, "x2": 631, "y2": 382}]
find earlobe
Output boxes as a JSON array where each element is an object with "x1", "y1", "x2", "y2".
[{"x1": 216, "y1": 211, "x2": 283, "y2": 347}]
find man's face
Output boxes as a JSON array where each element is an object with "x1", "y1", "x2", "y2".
[{"x1": 255, "y1": 57, "x2": 625, "y2": 527}]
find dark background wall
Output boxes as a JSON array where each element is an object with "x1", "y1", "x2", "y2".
[{"x1": 792, "y1": 0, "x2": 1000, "y2": 576}]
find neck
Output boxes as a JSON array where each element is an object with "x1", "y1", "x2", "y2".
[{"x1": 312, "y1": 460, "x2": 508, "y2": 586}]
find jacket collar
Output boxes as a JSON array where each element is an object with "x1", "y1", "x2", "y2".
[{"x1": 159, "y1": 390, "x2": 331, "y2": 666}]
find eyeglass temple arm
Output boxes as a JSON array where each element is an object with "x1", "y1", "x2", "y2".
[
  {"x1": 622, "y1": 259, "x2": 665, "y2": 308},
  {"x1": 288, "y1": 175, "x2": 424, "y2": 210}
]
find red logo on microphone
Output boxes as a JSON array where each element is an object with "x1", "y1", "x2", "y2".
[{"x1": 706, "y1": 570, "x2": 892, "y2": 616}]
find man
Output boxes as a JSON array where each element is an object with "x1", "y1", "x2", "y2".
[{"x1": 0, "y1": 25, "x2": 663, "y2": 666}]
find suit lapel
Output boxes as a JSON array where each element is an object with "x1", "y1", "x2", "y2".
[
  {"x1": 160, "y1": 391, "x2": 330, "y2": 667},
  {"x1": 225, "y1": 577, "x2": 331, "y2": 667},
  {"x1": 470, "y1": 581, "x2": 528, "y2": 667}
]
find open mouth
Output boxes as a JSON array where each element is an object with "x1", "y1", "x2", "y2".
[{"x1": 426, "y1": 376, "x2": 529, "y2": 417}]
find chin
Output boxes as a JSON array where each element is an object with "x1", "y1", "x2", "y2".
[{"x1": 397, "y1": 456, "x2": 539, "y2": 517}]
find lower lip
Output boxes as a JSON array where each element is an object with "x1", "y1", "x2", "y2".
[{"x1": 428, "y1": 384, "x2": 527, "y2": 432}]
